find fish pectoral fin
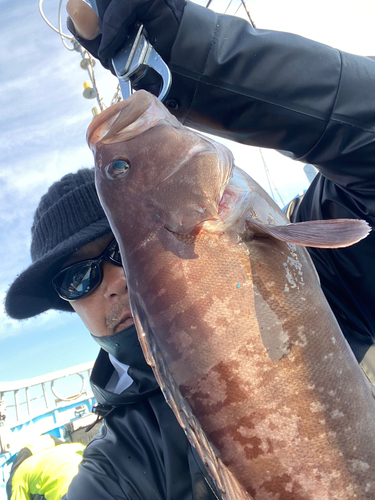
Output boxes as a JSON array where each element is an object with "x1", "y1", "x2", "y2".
[{"x1": 245, "y1": 218, "x2": 371, "y2": 248}]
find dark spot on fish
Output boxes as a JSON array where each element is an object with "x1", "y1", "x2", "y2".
[
  {"x1": 268, "y1": 421, "x2": 277, "y2": 431},
  {"x1": 261, "y1": 474, "x2": 308, "y2": 500},
  {"x1": 209, "y1": 414, "x2": 269, "y2": 463},
  {"x1": 244, "y1": 436, "x2": 264, "y2": 460},
  {"x1": 246, "y1": 485, "x2": 257, "y2": 498},
  {"x1": 266, "y1": 437, "x2": 274, "y2": 454},
  {"x1": 180, "y1": 360, "x2": 249, "y2": 419},
  {"x1": 215, "y1": 316, "x2": 231, "y2": 328}
]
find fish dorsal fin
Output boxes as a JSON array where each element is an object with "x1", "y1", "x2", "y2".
[{"x1": 245, "y1": 218, "x2": 371, "y2": 248}]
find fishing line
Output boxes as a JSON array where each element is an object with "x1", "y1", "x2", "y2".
[
  {"x1": 58, "y1": 0, "x2": 76, "y2": 50},
  {"x1": 233, "y1": 2, "x2": 243, "y2": 17},
  {"x1": 38, "y1": 0, "x2": 107, "y2": 111},
  {"x1": 259, "y1": 149, "x2": 285, "y2": 206},
  {"x1": 38, "y1": 0, "x2": 75, "y2": 49},
  {"x1": 224, "y1": 0, "x2": 234, "y2": 15}
]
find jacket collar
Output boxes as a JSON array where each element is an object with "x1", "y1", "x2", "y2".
[{"x1": 90, "y1": 325, "x2": 160, "y2": 406}]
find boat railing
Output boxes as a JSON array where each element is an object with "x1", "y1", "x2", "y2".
[{"x1": 0, "y1": 361, "x2": 95, "y2": 454}]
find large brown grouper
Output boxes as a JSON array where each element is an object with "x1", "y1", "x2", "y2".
[{"x1": 87, "y1": 90, "x2": 374, "y2": 499}]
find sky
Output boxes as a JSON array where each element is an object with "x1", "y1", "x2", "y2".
[{"x1": 0, "y1": 0, "x2": 374, "y2": 384}]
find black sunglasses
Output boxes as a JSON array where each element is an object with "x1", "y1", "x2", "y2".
[{"x1": 52, "y1": 239, "x2": 122, "y2": 301}]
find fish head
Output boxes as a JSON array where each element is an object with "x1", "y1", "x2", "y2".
[{"x1": 87, "y1": 90, "x2": 234, "y2": 246}]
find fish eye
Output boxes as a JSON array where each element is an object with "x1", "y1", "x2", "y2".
[{"x1": 106, "y1": 158, "x2": 131, "y2": 179}]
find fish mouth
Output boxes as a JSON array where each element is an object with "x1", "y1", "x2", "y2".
[
  {"x1": 87, "y1": 90, "x2": 179, "y2": 149},
  {"x1": 114, "y1": 311, "x2": 134, "y2": 333}
]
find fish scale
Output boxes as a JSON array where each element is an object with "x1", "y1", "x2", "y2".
[{"x1": 88, "y1": 90, "x2": 375, "y2": 499}]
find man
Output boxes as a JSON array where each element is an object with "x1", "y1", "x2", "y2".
[
  {"x1": 7, "y1": 434, "x2": 84, "y2": 500},
  {"x1": 5, "y1": 1, "x2": 375, "y2": 498},
  {"x1": 5, "y1": 168, "x2": 220, "y2": 499}
]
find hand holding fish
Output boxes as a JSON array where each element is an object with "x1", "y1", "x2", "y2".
[{"x1": 66, "y1": 0, "x2": 185, "y2": 69}]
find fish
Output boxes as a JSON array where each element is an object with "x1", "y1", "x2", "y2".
[{"x1": 87, "y1": 90, "x2": 375, "y2": 500}]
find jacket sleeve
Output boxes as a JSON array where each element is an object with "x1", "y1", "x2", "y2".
[
  {"x1": 63, "y1": 454, "x2": 129, "y2": 500},
  {"x1": 165, "y1": 2, "x2": 375, "y2": 192}
]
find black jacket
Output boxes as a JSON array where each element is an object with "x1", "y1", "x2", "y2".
[
  {"x1": 67, "y1": 3, "x2": 375, "y2": 498},
  {"x1": 164, "y1": 2, "x2": 375, "y2": 356},
  {"x1": 66, "y1": 340, "x2": 219, "y2": 500}
]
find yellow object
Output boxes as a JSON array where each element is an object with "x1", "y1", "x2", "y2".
[
  {"x1": 10, "y1": 442, "x2": 85, "y2": 500},
  {"x1": 83, "y1": 81, "x2": 95, "y2": 99}
]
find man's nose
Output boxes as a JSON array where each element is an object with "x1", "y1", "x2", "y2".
[{"x1": 101, "y1": 260, "x2": 127, "y2": 299}]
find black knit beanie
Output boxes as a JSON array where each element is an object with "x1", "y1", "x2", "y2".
[{"x1": 5, "y1": 168, "x2": 111, "y2": 319}]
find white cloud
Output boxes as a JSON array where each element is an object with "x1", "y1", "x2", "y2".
[{"x1": 0, "y1": 307, "x2": 61, "y2": 341}]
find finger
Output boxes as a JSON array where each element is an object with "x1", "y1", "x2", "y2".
[{"x1": 66, "y1": 0, "x2": 101, "y2": 40}]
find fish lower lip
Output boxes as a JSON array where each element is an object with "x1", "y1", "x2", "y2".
[{"x1": 116, "y1": 316, "x2": 133, "y2": 330}]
